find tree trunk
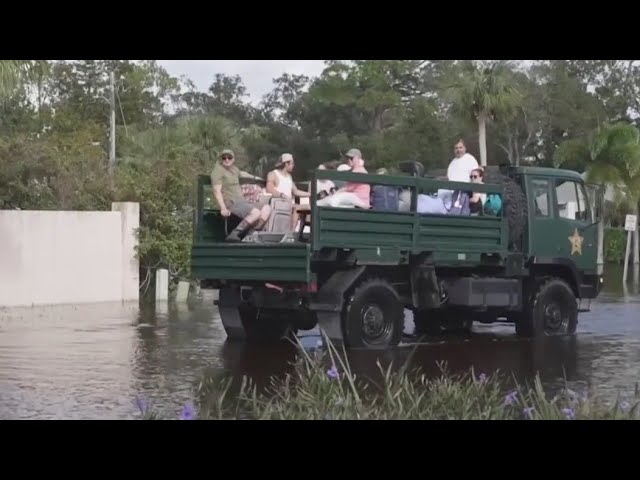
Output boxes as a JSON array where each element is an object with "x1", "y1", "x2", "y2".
[
  {"x1": 478, "y1": 113, "x2": 487, "y2": 166},
  {"x1": 634, "y1": 201, "x2": 639, "y2": 265},
  {"x1": 597, "y1": 216, "x2": 604, "y2": 266}
]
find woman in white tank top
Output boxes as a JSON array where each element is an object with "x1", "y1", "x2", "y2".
[
  {"x1": 273, "y1": 168, "x2": 294, "y2": 197},
  {"x1": 266, "y1": 154, "x2": 311, "y2": 229}
]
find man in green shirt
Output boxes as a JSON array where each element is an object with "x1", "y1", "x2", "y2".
[{"x1": 211, "y1": 149, "x2": 271, "y2": 241}]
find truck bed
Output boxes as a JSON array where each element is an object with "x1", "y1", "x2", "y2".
[{"x1": 191, "y1": 171, "x2": 509, "y2": 284}]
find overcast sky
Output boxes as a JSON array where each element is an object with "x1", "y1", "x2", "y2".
[{"x1": 157, "y1": 60, "x2": 326, "y2": 104}]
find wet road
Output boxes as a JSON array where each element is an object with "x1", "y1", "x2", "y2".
[{"x1": 1, "y1": 265, "x2": 639, "y2": 419}]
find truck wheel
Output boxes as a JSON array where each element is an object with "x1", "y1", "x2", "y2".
[
  {"x1": 343, "y1": 278, "x2": 403, "y2": 349},
  {"x1": 516, "y1": 278, "x2": 578, "y2": 337},
  {"x1": 482, "y1": 168, "x2": 528, "y2": 251}
]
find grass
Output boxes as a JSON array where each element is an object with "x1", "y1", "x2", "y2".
[{"x1": 137, "y1": 336, "x2": 640, "y2": 420}]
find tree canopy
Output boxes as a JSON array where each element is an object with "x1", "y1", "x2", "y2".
[{"x1": 2, "y1": 59, "x2": 639, "y2": 281}]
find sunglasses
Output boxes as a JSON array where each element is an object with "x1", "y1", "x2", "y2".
[
  {"x1": 222, "y1": 156, "x2": 233, "y2": 160},
  {"x1": 470, "y1": 175, "x2": 479, "y2": 179}
]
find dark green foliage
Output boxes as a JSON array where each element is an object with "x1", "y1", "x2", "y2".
[{"x1": 3, "y1": 59, "x2": 640, "y2": 286}]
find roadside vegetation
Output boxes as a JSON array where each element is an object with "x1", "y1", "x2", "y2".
[
  {"x1": 135, "y1": 338, "x2": 640, "y2": 420},
  {"x1": 3, "y1": 60, "x2": 640, "y2": 291}
]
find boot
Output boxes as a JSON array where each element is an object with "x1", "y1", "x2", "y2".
[
  {"x1": 254, "y1": 218, "x2": 267, "y2": 231},
  {"x1": 226, "y1": 219, "x2": 254, "y2": 242},
  {"x1": 241, "y1": 218, "x2": 267, "y2": 239}
]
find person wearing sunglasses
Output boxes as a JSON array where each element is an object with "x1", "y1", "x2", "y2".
[
  {"x1": 211, "y1": 149, "x2": 271, "y2": 242},
  {"x1": 469, "y1": 167, "x2": 486, "y2": 214}
]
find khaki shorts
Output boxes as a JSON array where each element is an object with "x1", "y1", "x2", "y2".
[{"x1": 227, "y1": 198, "x2": 266, "y2": 218}]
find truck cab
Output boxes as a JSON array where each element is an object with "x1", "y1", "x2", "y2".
[
  {"x1": 191, "y1": 163, "x2": 603, "y2": 349},
  {"x1": 516, "y1": 167, "x2": 601, "y2": 298}
]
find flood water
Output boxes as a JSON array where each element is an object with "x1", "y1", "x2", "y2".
[{"x1": 1, "y1": 264, "x2": 639, "y2": 419}]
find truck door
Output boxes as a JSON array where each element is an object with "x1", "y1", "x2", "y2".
[
  {"x1": 527, "y1": 175, "x2": 597, "y2": 271},
  {"x1": 552, "y1": 177, "x2": 597, "y2": 272}
]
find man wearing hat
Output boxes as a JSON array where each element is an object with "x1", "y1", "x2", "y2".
[
  {"x1": 265, "y1": 153, "x2": 310, "y2": 200},
  {"x1": 317, "y1": 148, "x2": 370, "y2": 209},
  {"x1": 211, "y1": 149, "x2": 271, "y2": 242},
  {"x1": 266, "y1": 153, "x2": 310, "y2": 229}
]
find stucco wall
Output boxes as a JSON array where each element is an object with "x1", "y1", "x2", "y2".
[{"x1": 0, "y1": 203, "x2": 139, "y2": 307}]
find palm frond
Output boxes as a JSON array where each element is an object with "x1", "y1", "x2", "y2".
[{"x1": 553, "y1": 139, "x2": 589, "y2": 168}]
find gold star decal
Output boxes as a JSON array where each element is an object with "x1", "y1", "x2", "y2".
[{"x1": 568, "y1": 228, "x2": 584, "y2": 255}]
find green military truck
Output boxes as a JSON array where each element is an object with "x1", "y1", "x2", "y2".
[{"x1": 191, "y1": 163, "x2": 604, "y2": 350}]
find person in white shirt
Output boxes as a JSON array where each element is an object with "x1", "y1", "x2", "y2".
[
  {"x1": 447, "y1": 139, "x2": 479, "y2": 182},
  {"x1": 266, "y1": 153, "x2": 310, "y2": 229},
  {"x1": 438, "y1": 139, "x2": 479, "y2": 209},
  {"x1": 266, "y1": 153, "x2": 310, "y2": 200},
  {"x1": 316, "y1": 164, "x2": 336, "y2": 198}
]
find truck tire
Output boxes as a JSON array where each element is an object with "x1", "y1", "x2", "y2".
[
  {"x1": 516, "y1": 278, "x2": 578, "y2": 337},
  {"x1": 343, "y1": 278, "x2": 404, "y2": 349},
  {"x1": 482, "y1": 167, "x2": 528, "y2": 250}
]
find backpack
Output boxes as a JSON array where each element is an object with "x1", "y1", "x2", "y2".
[
  {"x1": 484, "y1": 194, "x2": 502, "y2": 216},
  {"x1": 372, "y1": 185, "x2": 399, "y2": 211},
  {"x1": 447, "y1": 191, "x2": 471, "y2": 216}
]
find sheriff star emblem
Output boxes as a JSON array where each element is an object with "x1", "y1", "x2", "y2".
[{"x1": 568, "y1": 228, "x2": 584, "y2": 255}]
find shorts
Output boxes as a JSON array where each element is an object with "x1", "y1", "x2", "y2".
[{"x1": 227, "y1": 198, "x2": 265, "y2": 218}]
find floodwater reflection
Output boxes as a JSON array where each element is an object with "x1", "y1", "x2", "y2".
[{"x1": 1, "y1": 266, "x2": 639, "y2": 419}]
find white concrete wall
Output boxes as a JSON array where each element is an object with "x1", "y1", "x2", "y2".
[
  {"x1": 111, "y1": 202, "x2": 140, "y2": 301},
  {"x1": 0, "y1": 203, "x2": 139, "y2": 307}
]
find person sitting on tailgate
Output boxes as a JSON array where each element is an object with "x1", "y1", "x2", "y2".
[{"x1": 211, "y1": 149, "x2": 271, "y2": 242}]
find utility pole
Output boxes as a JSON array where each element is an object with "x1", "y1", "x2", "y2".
[{"x1": 109, "y1": 71, "x2": 116, "y2": 168}]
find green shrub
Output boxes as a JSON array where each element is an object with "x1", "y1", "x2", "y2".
[{"x1": 604, "y1": 227, "x2": 626, "y2": 264}]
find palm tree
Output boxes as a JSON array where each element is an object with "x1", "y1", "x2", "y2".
[
  {"x1": 554, "y1": 122, "x2": 640, "y2": 266},
  {"x1": 0, "y1": 60, "x2": 33, "y2": 99},
  {"x1": 445, "y1": 61, "x2": 521, "y2": 166}
]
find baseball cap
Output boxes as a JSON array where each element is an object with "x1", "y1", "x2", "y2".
[
  {"x1": 220, "y1": 149, "x2": 235, "y2": 158},
  {"x1": 345, "y1": 148, "x2": 362, "y2": 158},
  {"x1": 280, "y1": 153, "x2": 293, "y2": 163}
]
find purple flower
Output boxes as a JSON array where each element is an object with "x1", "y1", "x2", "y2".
[
  {"x1": 562, "y1": 407, "x2": 575, "y2": 420},
  {"x1": 565, "y1": 388, "x2": 578, "y2": 403},
  {"x1": 620, "y1": 401, "x2": 630, "y2": 412},
  {"x1": 179, "y1": 403, "x2": 196, "y2": 420},
  {"x1": 327, "y1": 365, "x2": 339, "y2": 380},
  {"x1": 504, "y1": 391, "x2": 518, "y2": 406},
  {"x1": 478, "y1": 373, "x2": 487, "y2": 383},
  {"x1": 134, "y1": 395, "x2": 148, "y2": 414},
  {"x1": 523, "y1": 407, "x2": 535, "y2": 419}
]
